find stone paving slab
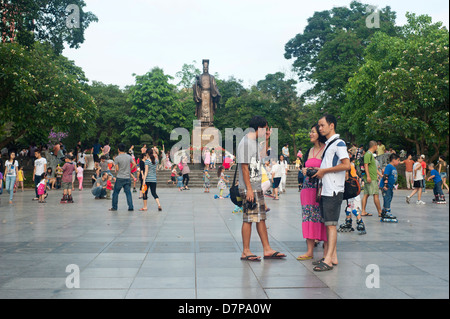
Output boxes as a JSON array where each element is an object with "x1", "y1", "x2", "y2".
[{"x1": 0, "y1": 188, "x2": 448, "y2": 299}]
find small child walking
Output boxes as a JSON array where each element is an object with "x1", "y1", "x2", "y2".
[
  {"x1": 106, "y1": 175, "x2": 114, "y2": 199},
  {"x1": 17, "y1": 166, "x2": 25, "y2": 192},
  {"x1": 77, "y1": 163, "x2": 84, "y2": 191},
  {"x1": 37, "y1": 173, "x2": 47, "y2": 203},
  {"x1": 176, "y1": 172, "x2": 184, "y2": 191},
  {"x1": 217, "y1": 166, "x2": 229, "y2": 199},
  {"x1": 427, "y1": 163, "x2": 446, "y2": 204},
  {"x1": 379, "y1": 153, "x2": 400, "y2": 220},
  {"x1": 203, "y1": 169, "x2": 211, "y2": 193}
]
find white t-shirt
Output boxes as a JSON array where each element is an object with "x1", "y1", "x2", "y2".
[
  {"x1": 5, "y1": 160, "x2": 19, "y2": 176},
  {"x1": 320, "y1": 134, "x2": 349, "y2": 197},
  {"x1": 78, "y1": 152, "x2": 86, "y2": 164},
  {"x1": 413, "y1": 162, "x2": 424, "y2": 181},
  {"x1": 278, "y1": 160, "x2": 288, "y2": 176},
  {"x1": 271, "y1": 163, "x2": 282, "y2": 178},
  {"x1": 34, "y1": 157, "x2": 47, "y2": 176}
]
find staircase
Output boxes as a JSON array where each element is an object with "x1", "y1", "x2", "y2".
[{"x1": 82, "y1": 166, "x2": 302, "y2": 189}]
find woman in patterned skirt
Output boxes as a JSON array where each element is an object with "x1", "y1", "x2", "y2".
[{"x1": 297, "y1": 124, "x2": 328, "y2": 261}]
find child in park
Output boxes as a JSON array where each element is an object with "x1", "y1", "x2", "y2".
[
  {"x1": 77, "y1": 163, "x2": 84, "y2": 191},
  {"x1": 203, "y1": 168, "x2": 211, "y2": 193},
  {"x1": 379, "y1": 153, "x2": 400, "y2": 221},
  {"x1": 55, "y1": 164, "x2": 63, "y2": 189},
  {"x1": 37, "y1": 172, "x2": 48, "y2": 203},
  {"x1": 427, "y1": 163, "x2": 446, "y2": 204},
  {"x1": 338, "y1": 156, "x2": 367, "y2": 232},
  {"x1": 406, "y1": 156, "x2": 426, "y2": 205},
  {"x1": 176, "y1": 172, "x2": 184, "y2": 191},
  {"x1": 106, "y1": 175, "x2": 114, "y2": 199},
  {"x1": 61, "y1": 156, "x2": 75, "y2": 203},
  {"x1": 167, "y1": 165, "x2": 177, "y2": 185},
  {"x1": 217, "y1": 166, "x2": 229, "y2": 199},
  {"x1": 17, "y1": 166, "x2": 25, "y2": 192}
]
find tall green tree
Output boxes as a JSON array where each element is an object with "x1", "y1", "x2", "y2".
[
  {"x1": 1, "y1": 0, "x2": 98, "y2": 54},
  {"x1": 0, "y1": 42, "x2": 97, "y2": 149},
  {"x1": 124, "y1": 67, "x2": 185, "y2": 146},
  {"x1": 284, "y1": 1, "x2": 398, "y2": 129},
  {"x1": 344, "y1": 13, "x2": 449, "y2": 160},
  {"x1": 256, "y1": 72, "x2": 303, "y2": 158}
]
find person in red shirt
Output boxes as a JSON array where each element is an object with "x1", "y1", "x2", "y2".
[
  {"x1": 420, "y1": 155, "x2": 427, "y2": 192},
  {"x1": 401, "y1": 154, "x2": 415, "y2": 189}
]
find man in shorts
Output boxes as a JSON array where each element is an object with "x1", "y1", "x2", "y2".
[
  {"x1": 237, "y1": 115, "x2": 286, "y2": 261},
  {"x1": 313, "y1": 114, "x2": 350, "y2": 271},
  {"x1": 361, "y1": 141, "x2": 383, "y2": 217},
  {"x1": 61, "y1": 156, "x2": 75, "y2": 203}
]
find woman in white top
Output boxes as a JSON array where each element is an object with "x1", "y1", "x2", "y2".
[{"x1": 4, "y1": 150, "x2": 19, "y2": 204}]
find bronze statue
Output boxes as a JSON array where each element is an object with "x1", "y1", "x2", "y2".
[{"x1": 193, "y1": 59, "x2": 221, "y2": 126}]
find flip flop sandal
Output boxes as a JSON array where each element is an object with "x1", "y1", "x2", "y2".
[
  {"x1": 312, "y1": 258, "x2": 338, "y2": 266},
  {"x1": 297, "y1": 255, "x2": 313, "y2": 261},
  {"x1": 240, "y1": 255, "x2": 261, "y2": 262},
  {"x1": 313, "y1": 261, "x2": 334, "y2": 272},
  {"x1": 264, "y1": 251, "x2": 286, "y2": 259}
]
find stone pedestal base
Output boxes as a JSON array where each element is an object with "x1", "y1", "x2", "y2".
[{"x1": 191, "y1": 125, "x2": 221, "y2": 164}]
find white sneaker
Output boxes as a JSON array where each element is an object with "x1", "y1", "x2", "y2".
[
  {"x1": 406, "y1": 196, "x2": 411, "y2": 204},
  {"x1": 416, "y1": 200, "x2": 426, "y2": 205}
]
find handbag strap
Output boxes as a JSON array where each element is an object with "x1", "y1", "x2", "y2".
[{"x1": 232, "y1": 163, "x2": 239, "y2": 187}]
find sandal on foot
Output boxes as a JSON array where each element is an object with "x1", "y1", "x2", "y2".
[
  {"x1": 313, "y1": 261, "x2": 334, "y2": 272},
  {"x1": 264, "y1": 251, "x2": 286, "y2": 259},
  {"x1": 296, "y1": 255, "x2": 313, "y2": 261},
  {"x1": 240, "y1": 255, "x2": 261, "y2": 262},
  {"x1": 312, "y1": 258, "x2": 337, "y2": 266}
]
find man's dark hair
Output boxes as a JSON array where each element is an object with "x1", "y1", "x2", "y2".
[
  {"x1": 389, "y1": 153, "x2": 400, "y2": 162},
  {"x1": 118, "y1": 143, "x2": 126, "y2": 152},
  {"x1": 320, "y1": 114, "x2": 337, "y2": 130},
  {"x1": 249, "y1": 116, "x2": 268, "y2": 131}
]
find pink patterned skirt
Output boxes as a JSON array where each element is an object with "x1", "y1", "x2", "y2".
[{"x1": 300, "y1": 158, "x2": 327, "y2": 241}]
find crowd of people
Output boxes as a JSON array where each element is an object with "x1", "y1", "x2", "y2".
[{"x1": 1, "y1": 115, "x2": 449, "y2": 273}]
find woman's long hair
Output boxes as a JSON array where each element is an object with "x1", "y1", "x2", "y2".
[
  {"x1": 146, "y1": 149, "x2": 156, "y2": 165},
  {"x1": 217, "y1": 166, "x2": 224, "y2": 178},
  {"x1": 312, "y1": 124, "x2": 327, "y2": 144}
]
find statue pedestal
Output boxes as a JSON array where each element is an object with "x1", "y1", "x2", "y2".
[{"x1": 191, "y1": 124, "x2": 221, "y2": 167}]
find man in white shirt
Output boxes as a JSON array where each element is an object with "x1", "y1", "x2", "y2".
[
  {"x1": 312, "y1": 114, "x2": 350, "y2": 271},
  {"x1": 33, "y1": 149, "x2": 47, "y2": 200}
]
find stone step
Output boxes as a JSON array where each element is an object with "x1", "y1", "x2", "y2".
[{"x1": 81, "y1": 168, "x2": 302, "y2": 188}]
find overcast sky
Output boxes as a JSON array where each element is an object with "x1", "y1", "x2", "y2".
[{"x1": 63, "y1": 0, "x2": 449, "y2": 93}]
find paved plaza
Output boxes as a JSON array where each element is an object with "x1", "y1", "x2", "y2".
[{"x1": 0, "y1": 187, "x2": 448, "y2": 299}]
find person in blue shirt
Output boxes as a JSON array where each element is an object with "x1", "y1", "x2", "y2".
[
  {"x1": 427, "y1": 163, "x2": 446, "y2": 204},
  {"x1": 379, "y1": 153, "x2": 400, "y2": 221}
]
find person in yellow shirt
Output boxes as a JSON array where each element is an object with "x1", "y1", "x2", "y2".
[
  {"x1": 17, "y1": 166, "x2": 25, "y2": 192},
  {"x1": 376, "y1": 140, "x2": 386, "y2": 155}
]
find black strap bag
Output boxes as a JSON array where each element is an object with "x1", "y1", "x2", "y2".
[{"x1": 229, "y1": 164, "x2": 243, "y2": 207}]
